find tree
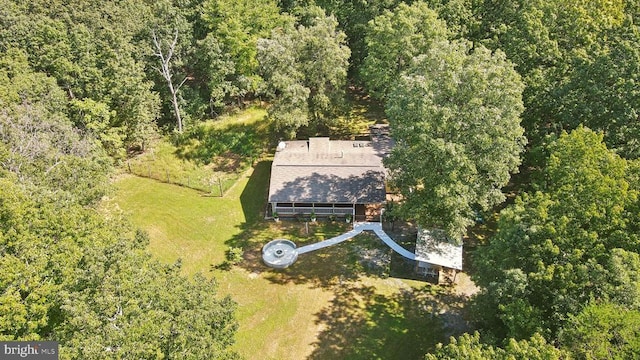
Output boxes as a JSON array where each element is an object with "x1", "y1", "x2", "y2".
[
  {"x1": 361, "y1": 1, "x2": 448, "y2": 100},
  {"x1": 201, "y1": 0, "x2": 289, "y2": 77},
  {"x1": 425, "y1": 332, "x2": 565, "y2": 359},
  {"x1": 145, "y1": 0, "x2": 201, "y2": 127},
  {"x1": 257, "y1": 25, "x2": 309, "y2": 138},
  {"x1": 472, "y1": 0, "x2": 640, "y2": 158},
  {"x1": 422, "y1": 0, "x2": 476, "y2": 40},
  {"x1": 153, "y1": 29, "x2": 189, "y2": 132},
  {"x1": 0, "y1": 0, "x2": 161, "y2": 151},
  {"x1": 257, "y1": 6, "x2": 350, "y2": 138},
  {"x1": 559, "y1": 303, "x2": 640, "y2": 360},
  {"x1": 385, "y1": 40, "x2": 526, "y2": 238},
  {"x1": 0, "y1": 175, "x2": 239, "y2": 358},
  {"x1": 312, "y1": 0, "x2": 404, "y2": 77},
  {"x1": 472, "y1": 127, "x2": 640, "y2": 340},
  {"x1": 69, "y1": 98, "x2": 125, "y2": 159},
  {"x1": 0, "y1": 49, "x2": 112, "y2": 205},
  {"x1": 605, "y1": 249, "x2": 640, "y2": 309},
  {"x1": 194, "y1": 34, "x2": 237, "y2": 111},
  {"x1": 199, "y1": 0, "x2": 293, "y2": 106},
  {"x1": 553, "y1": 33, "x2": 640, "y2": 158}
]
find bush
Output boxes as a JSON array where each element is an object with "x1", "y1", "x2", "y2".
[{"x1": 225, "y1": 246, "x2": 244, "y2": 265}]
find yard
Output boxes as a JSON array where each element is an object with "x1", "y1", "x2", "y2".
[
  {"x1": 108, "y1": 163, "x2": 472, "y2": 359},
  {"x1": 105, "y1": 105, "x2": 473, "y2": 359}
]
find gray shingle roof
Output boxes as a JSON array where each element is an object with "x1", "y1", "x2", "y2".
[{"x1": 268, "y1": 137, "x2": 390, "y2": 204}]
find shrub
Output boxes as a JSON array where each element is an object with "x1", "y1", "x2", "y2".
[{"x1": 225, "y1": 246, "x2": 244, "y2": 265}]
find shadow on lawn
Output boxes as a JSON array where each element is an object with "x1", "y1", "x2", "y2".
[
  {"x1": 261, "y1": 232, "x2": 391, "y2": 288},
  {"x1": 174, "y1": 121, "x2": 267, "y2": 168},
  {"x1": 309, "y1": 282, "x2": 470, "y2": 360},
  {"x1": 224, "y1": 160, "x2": 473, "y2": 359},
  {"x1": 225, "y1": 159, "x2": 383, "y2": 288}
]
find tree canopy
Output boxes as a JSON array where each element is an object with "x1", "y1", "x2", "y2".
[
  {"x1": 0, "y1": 49, "x2": 112, "y2": 205},
  {"x1": 472, "y1": 127, "x2": 640, "y2": 339},
  {"x1": 426, "y1": 332, "x2": 566, "y2": 360},
  {"x1": 257, "y1": 6, "x2": 350, "y2": 138},
  {"x1": 385, "y1": 40, "x2": 525, "y2": 238},
  {"x1": 1, "y1": 0, "x2": 640, "y2": 358},
  {"x1": 473, "y1": 0, "x2": 640, "y2": 158},
  {"x1": 559, "y1": 302, "x2": 640, "y2": 359},
  {"x1": 360, "y1": 1, "x2": 448, "y2": 100}
]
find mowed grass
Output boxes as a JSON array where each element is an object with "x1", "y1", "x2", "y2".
[
  {"x1": 127, "y1": 106, "x2": 269, "y2": 194},
  {"x1": 111, "y1": 175, "x2": 244, "y2": 274},
  {"x1": 108, "y1": 104, "x2": 463, "y2": 359},
  {"x1": 110, "y1": 163, "x2": 341, "y2": 359},
  {"x1": 110, "y1": 166, "x2": 459, "y2": 359}
]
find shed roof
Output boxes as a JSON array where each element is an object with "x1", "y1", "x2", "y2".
[
  {"x1": 268, "y1": 136, "x2": 390, "y2": 204},
  {"x1": 414, "y1": 228, "x2": 463, "y2": 270}
]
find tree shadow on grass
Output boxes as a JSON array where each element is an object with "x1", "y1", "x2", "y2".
[
  {"x1": 222, "y1": 160, "x2": 474, "y2": 359},
  {"x1": 224, "y1": 159, "x2": 389, "y2": 288},
  {"x1": 174, "y1": 122, "x2": 266, "y2": 167},
  {"x1": 259, "y1": 232, "x2": 390, "y2": 288},
  {"x1": 229, "y1": 220, "x2": 390, "y2": 289},
  {"x1": 309, "y1": 282, "x2": 471, "y2": 360}
]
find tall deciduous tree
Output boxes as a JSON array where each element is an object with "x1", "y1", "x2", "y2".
[
  {"x1": 473, "y1": 0, "x2": 640, "y2": 158},
  {"x1": 200, "y1": 0, "x2": 293, "y2": 106},
  {"x1": 422, "y1": 0, "x2": 476, "y2": 39},
  {"x1": 0, "y1": 49, "x2": 111, "y2": 205},
  {"x1": 361, "y1": 1, "x2": 448, "y2": 100},
  {"x1": 472, "y1": 127, "x2": 640, "y2": 340},
  {"x1": 0, "y1": 0, "x2": 161, "y2": 151},
  {"x1": 385, "y1": 40, "x2": 525, "y2": 238},
  {"x1": 312, "y1": 0, "x2": 404, "y2": 77},
  {"x1": 153, "y1": 29, "x2": 188, "y2": 132},
  {"x1": 426, "y1": 332, "x2": 565, "y2": 359},
  {"x1": 554, "y1": 33, "x2": 640, "y2": 158},
  {"x1": 559, "y1": 303, "x2": 640, "y2": 359},
  {"x1": 258, "y1": 6, "x2": 350, "y2": 138}
]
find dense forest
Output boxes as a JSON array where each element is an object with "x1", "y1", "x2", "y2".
[{"x1": 1, "y1": 0, "x2": 639, "y2": 358}]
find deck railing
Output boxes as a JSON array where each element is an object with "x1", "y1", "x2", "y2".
[{"x1": 274, "y1": 206, "x2": 354, "y2": 216}]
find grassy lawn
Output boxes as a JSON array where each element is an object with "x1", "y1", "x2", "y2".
[
  {"x1": 110, "y1": 175, "x2": 243, "y2": 273},
  {"x1": 109, "y1": 165, "x2": 468, "y2": 360},
  {"x1": 107, "y1": 104, "x2": 470, "y2": 359},
  {"x1": 126, "y1": 106, "x2": 269, "y2": 194}
]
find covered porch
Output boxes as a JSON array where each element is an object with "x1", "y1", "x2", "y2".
[{"x1": 271, "y1": 202, "x2": 383, "y2": 222}]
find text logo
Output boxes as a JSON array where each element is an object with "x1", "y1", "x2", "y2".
[{"x1": 1, "y1": 342, "x2": 58, "y2": 360}]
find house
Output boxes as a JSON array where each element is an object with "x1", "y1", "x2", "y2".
[
  {"x1": 414, "y1": 228, "x2": 463, "y2": 283},
  {"x1": 268, "y1": 126, "x2": 392, "y2": 221},
  {"x1": 267, "y1": 127, "x2": 465, "y2": 283}
]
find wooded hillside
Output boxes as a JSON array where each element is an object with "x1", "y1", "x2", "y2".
[{"x1": 1, "y1": 0, "x2": 639, "y2": 358}]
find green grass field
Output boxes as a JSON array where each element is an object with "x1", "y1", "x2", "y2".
[
  {"x1": 109, "y1": 167, "x2": 468, "y2": 360},
  {"x1": 108, "y1": 105, "x2": 469, "y2": 359},
  {"x1": 126, "y1": 106, "x2": 269, "y2": 194}
]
